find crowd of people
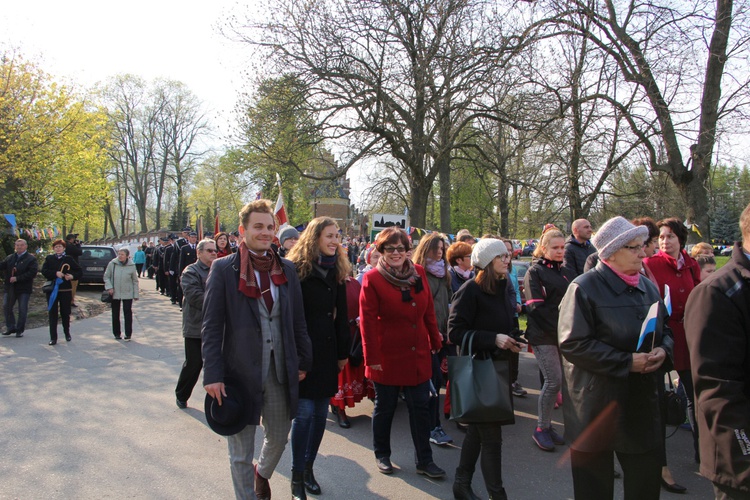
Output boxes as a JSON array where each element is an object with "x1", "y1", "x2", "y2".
[{"x1": 1, "y1": 199, "x2": 749, "y2": 500}]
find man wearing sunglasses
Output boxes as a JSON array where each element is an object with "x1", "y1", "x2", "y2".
[{"x1": 175, "y1": 238, "x2": 218, "y2": 409}]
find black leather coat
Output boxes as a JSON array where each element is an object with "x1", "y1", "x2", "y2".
[{"x1": 558, "y1": 262, "x2": 674, "y2": 453}]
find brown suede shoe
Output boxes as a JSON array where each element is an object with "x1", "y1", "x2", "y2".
[{"x1": 254, "y1": 464, "x2": 271, "y2": 500}]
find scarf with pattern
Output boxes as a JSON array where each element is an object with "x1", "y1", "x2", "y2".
[
  {"x1": 238, "y1": 240, "x2": 287, "y2": 298},
  {"x1": 376, "y1": 257, "x2": 423, "y2": 302}
]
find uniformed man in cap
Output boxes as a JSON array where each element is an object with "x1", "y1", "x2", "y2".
[
  {"x1": 176, "y1": 232, "x2": 198, "y2": 309},
  {"x1": 155, "y1": 236, "x2": 169, "y2": 295},
  {"x1": 164, "y1": 234, "x2": 179, "y2": 302}
]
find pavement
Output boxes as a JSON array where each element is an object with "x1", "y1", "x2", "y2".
[{"x1": 0, "y1": 277, "x2": 714, "y2": 499}]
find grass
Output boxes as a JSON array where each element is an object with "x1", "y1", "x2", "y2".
[{"x1": 715, "y1": 255, "x2": 730, "y2": 269}]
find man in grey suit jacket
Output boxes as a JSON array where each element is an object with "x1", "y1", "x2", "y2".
[{"x1": 202, "y1": 199, "x2": 313, "y2": 500}]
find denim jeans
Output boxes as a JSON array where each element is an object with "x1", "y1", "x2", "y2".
[
  {"x1": 372, "y1": 380, "x2": 433, "y2": 466},
  {"x1": 532, "y1": 344, "x2": 562, "y2": 429},
  {"x1": 4, "y1": 289, "x2": 30, "y2": 333},
  {"x1": 290, "y1": 397, "x2": 329, "y2": 472}
]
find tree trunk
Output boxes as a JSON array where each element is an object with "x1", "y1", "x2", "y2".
[
  {"x1": 438, "y1": 156, "x2": 451, "y2": 233},
  {"x1": 409, "y1": 179, "x2": 430, "y2": 230},
  {"x1": 498, "y1": 172, "x2": 509, "y2": 237}
]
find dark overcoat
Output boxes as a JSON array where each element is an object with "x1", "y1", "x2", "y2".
[
  {"x1": 297, "y1": 267, "x2": 350, "y2": 399},
  {"x1": 202, "y1": 252, "x2": 313, "y2": 425}
]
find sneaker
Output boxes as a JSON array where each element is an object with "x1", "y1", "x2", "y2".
[
  {"x1": 416, "y1": 462, "x2": 446, "y2": 478},
  {"x1": 511, "y1": 382, "x2": 528, "y2": 397},
  {"x1": 549, "y1": 427, "x2": 565, "y2": 445},
  {"x1": 429, "y1": 426, "x2": 453, "y2": 445},
  {"x1": 532, "y1": 427, "x2": 555, "y2": 451}
]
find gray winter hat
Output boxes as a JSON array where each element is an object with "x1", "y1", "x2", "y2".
[
  {"x1": 470, "y1": 238, "x2": 509, "y2": 270},
  {"x1": 592, "y1": 216, "x2": 649, "y2": 261},
  {"x1": 278, "y1": 226, "x2": 300, "y2": 246}
]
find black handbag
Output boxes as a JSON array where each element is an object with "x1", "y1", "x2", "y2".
[
  {"x1": 448, "y1": 331, "x2": 514, "y2": 424},
  {"x1": 101, "y1": 291, "x2": 113, "y2": 303},
  {"x1": 664, "y1": 377, "x2": 686, "y2": 427},
  {"x1": 42, "y1": 280, "x2": 54, "y2": 293}
]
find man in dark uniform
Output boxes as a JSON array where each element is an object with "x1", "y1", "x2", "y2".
[
  {"x1": 145, "y1": 241, "x2": 156, "y2": 279},
  {"x1": 154, "y1": 237, "x2": 168, "y2": 294},
  {"x1": 164, "y1": 234, "x2": 179, "y2": 302},
  {"x1": 176, "y1": 232, "x2": 198, "y2": 309},
  {"x1": 176, "y1": 227, "x2": 191, "y2": 249}
]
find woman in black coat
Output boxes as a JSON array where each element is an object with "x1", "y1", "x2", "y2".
[
  {"x1": 448, "y1": 238, "x2": 523, "y2": 500},
  {"x1": 287, "y1": 217, "x2": 350, "y2": 500},
  {"x1": 41, "y1": 239, "x2": 82, "y2": 345}
]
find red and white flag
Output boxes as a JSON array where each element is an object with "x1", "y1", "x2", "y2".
[{"x1": 274, "y1": 173, "x2": 288, "y2": 228}]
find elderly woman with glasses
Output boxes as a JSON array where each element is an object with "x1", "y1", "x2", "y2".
[
  {"x1": 558, "y1": 216, "x2": 673, "y2": 500},
  {"x1": 359, "y1": 227, "x2": 445, "y2": 479}
]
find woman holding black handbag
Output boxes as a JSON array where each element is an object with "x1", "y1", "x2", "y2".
[{"x1": 448, "y1": 238, "x2": 523, "y2": 500}]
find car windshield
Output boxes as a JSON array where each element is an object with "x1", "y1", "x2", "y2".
[{"x1": 81, "y1": 248, "x2": 115, "y2": 260}]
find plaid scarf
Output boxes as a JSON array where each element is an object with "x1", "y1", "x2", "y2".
[
  {"x1": 238, "y1": 240, "x2": 287, "y2": 299},
  {"x1": 376, "y1": 257, "x2": 423, "y2": 302}
]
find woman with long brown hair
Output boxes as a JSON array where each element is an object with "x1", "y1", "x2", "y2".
[
  {"x1": 412, "y1": 232, "x2": 453, "y2": 446},
  {"x1": 287, "y1": 217, "x2": 351, "y2": 499}
]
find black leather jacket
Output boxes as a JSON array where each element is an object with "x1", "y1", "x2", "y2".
[
  {"x1": 558, "y1": 262, "x2": 674, "y2": 453},
  {"x1": 0, "y1": 252, "x2": 39, "y2": 294}
]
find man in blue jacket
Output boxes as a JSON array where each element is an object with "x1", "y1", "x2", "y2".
[
  {"x1": 1, "y1": 239, "x2": 38, "y2": 338},
  {"x1": 202, "y1": 199, "x2": 312, "y2": 500}
]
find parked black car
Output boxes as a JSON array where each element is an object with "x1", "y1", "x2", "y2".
[{"x1": 78, "y1": 245, "x2": 117, "y2": 284}]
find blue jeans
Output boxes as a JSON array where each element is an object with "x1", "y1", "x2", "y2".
[
  {"x1": 533, "y1": 344, "x2": 562, "y2": 429},
  {"x1": 372, "y1": 380, "x2": 433, "y2": 466},
  {"x1": 291, "y1": 397, "x2": 329, "y2": 472},
  {"x1": 4, "y1": 289, "x2": 30, "y2": 333}
]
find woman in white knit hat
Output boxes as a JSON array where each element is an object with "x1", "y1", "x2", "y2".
[
  {"x1": 558, "y1": 216, "x2": 673, "y2": 500},
  {"x1": 448, "y1": 237, "x2": 524, "y2": 500}
]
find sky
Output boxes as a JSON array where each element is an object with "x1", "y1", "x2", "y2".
[{"x1": 1, "y1": 0, "x2": 251, "y2": 140}]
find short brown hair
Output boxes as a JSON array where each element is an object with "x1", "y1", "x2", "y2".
[
  {"x1": 446, "y1": 241, "x2": 472, "y2": 266},
  {"x1": 239, "y1": 199, "x2": 277, "y2": 229},
  {"x1": 52, "y1": 239, "x2": 66, "y2": 248},
  {"x1": 657, "y1": 217, "x2": 688, "y2": 249},
  {"x1": 374, "y1": 227, "x2": 410, "y2": 253},
  {"x1": 632, "y1": 217, "x2": 659, "y2": 240}
]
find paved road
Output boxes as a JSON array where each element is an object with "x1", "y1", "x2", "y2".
[{"x1": 0, "y1": 277, "x2": 713, "y2": 499}]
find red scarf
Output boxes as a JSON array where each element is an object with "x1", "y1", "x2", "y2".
[{"x1": 238, "y1": 240, "x2": 287, "y2": 298}]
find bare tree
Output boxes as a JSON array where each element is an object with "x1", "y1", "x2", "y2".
[
  {"x1": 232, "y1": 0, "x2": 531, "y2": 228},
  {"x1": 535, "y1": 0, "x2": 750, "y2": 240}
]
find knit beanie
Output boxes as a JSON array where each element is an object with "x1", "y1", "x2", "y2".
[
  {"x1": 470, "y1": 238, "x2": 508, "y2": 270},
  {"x1": 592, "y1": 216, "x2": 649, "y2": 261},
  {"x1": 278, "y1": 226, "x2": 300, "y2": 246}
]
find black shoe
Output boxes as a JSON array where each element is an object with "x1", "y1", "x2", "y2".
[
  {"x1": 65, "y1": 334, "x2": 71, "y2": 342},
  {"x1": 124, "y1": 336, "x2": 131, "y2": 341},
  {"x1": 660, "y1": 478, "x2": 687, "y2": 493},
  {"x1": 176, "y1": 399, "x2": 187, "y2": 409},
  {"x1": 416, "y1": 462, "x2": 446, "y2": 478},
  {"x1": 114, "y1": 335, "x2": 122, "y2": 339},
  {"x1": 304, "y1": 463, "x2": 321, "y2": 495},
  {"x1": 376, "y1": 457, "x2": 393, "y2": 474},
  {"x1": 336, "y1": 410, "x2": 351, "y2": 428},
  {"x1": 454, "y1": 468, "x2": 481, "y2": 500},
  {"x1": 49, "y1": 340, "x2": 57, "y2": 346},
  {"x1": 2, "y1": 329, "x2": 15, "y2": 336},
  {"x1": 15, "y1": 331, "x2": 23, "y2": 338},
  {"x1": 291, "y1": 470, "x2": 307, "y2": 500}
]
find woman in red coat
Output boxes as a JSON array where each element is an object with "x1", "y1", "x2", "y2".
[
  {"x1": 360, "y1": 227, "x2": 445, "y2": 479},
  {"x1": 644, "y1": 217, "x2": 702, "y2": 464}
]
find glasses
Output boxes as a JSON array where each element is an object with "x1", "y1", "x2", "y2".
[
  {"x1": 622, "y1": 243, "x2": 646, "y2": 253},
  {"x1": 499, "y1": 254, "x2": 511, "y2": 261},
  {"x1": 204, "y1": 248, "x2": 218, "y2": 253},
  {"x1": 383, "y1": 246, "x2": 406, "y2": 254}
]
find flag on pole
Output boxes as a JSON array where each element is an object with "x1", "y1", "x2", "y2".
[
  {"x1": 214, "y1": 210, "x2": 220, "y2": 235},
  {"x1": 663, "y1": 284, "x2": 672, "y2": 316},
  {"x1": 197, "y1": 216, "x2": 203, "y2": 240},
  {"x1": 636, "y1": 302, "x2": 660, "y2": 351},
  {"x1": 274, "y1": 173, "x2": 288, "y2": 228}
]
